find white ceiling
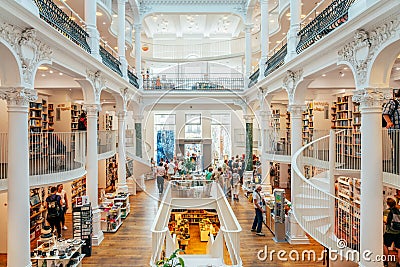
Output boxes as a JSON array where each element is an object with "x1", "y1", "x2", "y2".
[{"x1": 143, "y1": 13, "x2": 242, "y2": 39}]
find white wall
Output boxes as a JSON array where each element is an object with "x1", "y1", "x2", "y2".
[
  {"x1": 0, "y1": 192, "x2": 7, "y2": 253},
  {"x1": 0, "y1": 100, "x2": 7, "y2": 132}
]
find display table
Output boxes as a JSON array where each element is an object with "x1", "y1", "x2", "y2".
[
  {"x1": 99, "y1": 203, "x2": 123, "y2": 233},
  {"x1": 199, "y1": 221, "x2": 213, "y2": 242},
  {"x1": 31, "y1": 239, "x2": 85, "y2": 267},
  {"x1": 113, "y1": 193, "x2": 130, "y2": 219}
]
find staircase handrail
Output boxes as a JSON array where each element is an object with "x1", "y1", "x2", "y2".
[{"x1": 292, "y1": 130, "x2": 361, "y2": 255}]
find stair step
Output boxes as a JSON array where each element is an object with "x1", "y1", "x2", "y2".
[
  {"x1": 315, "y1": 224, "x2": 331, "y2": 235},
  {"x1": 295, "y1": 194, "x2": 330, "y2": 201},
  {"x1": 180, "y1": 255, "x2": 224, "y2": 267},
  {"x1": 303, "y1": 215, "x2": 330, "y2": 222}
]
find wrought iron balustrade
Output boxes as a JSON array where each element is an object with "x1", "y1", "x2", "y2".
[
  {"x1": 296, "y1": 0, "x2": 356, "y2": 54},
  {"x1": 248, "y1": 68, "x2": 260, "y2": 88},
  {"x1": 143, "y1": 76, "x2": 244, "y2": 91},
  {"x1": 33, "y1": 0, "x2": 91, "y2": 53},
  {"x1": 128, "y1": 69, "x2": 139, "y2": 89},
  {"x1": 99, "y1": 46, "x2": 123, "y2": 77},
  {"x1": 264, "y1": 44, "x2": 287, "y2": 77}
]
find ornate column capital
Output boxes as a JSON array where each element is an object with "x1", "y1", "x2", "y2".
[
  {"x1": 352, "y1": 88, "x2": 392, "y2": 109},
  {"x1": 87, "y1": 70, "x2": 106, "y2": 102},
  {"x1": 83, "y1": 103, "x2": 101, "y2": 116},
  {"x1": 288, "y1": 104, "x2": 306, "y2": 118},
  {"x1": 244, "y1": 114, "x2": 255, "y2": 123},
  {"x1": 133, "y1": 114, "x2": 144, "y2": 122},
  {"x1": 283, "y1": 69, "x2": 303, "y2": 104},
  {"x1": 0, "y1": 87, "x2": 37, "y2": 107},
  {"x1": 117, "y1": 110, "x2": 127, "y2": 119}
]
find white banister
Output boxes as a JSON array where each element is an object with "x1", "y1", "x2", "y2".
[{"x1": 97, "y1": 130, "x2": 117, "y2": 160}]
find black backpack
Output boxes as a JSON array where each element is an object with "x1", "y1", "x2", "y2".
[
  {"x1": 389, "y1": 208, "x2": 400, "y2": 231},
  {"x1": 78, "y1": 118, "x2": 86, "y2": 130},
  {"x1": 382, "y1": 99, "x2": 399, "y2": 128},
  {"x1": 47, "y1": 195, "x2": 61, "y2": 218}
]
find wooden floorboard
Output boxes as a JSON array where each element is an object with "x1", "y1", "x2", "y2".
[{"x1": 0, "y1": 180, "x2": 366, "y2": 266}]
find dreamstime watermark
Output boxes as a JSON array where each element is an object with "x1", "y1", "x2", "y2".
[{"x1": 257, "y1": 239, "x2": 396, "y2": 263}]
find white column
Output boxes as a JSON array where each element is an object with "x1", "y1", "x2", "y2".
[
  {"x1": 259, "y1": 110, "x2": 272, "y2": 193},
  {"x1": 118, "y1": 0, "x2": 128, "y2": 80},
  {"x1": 258, "y1": 0, "x2": 269, "y2": 77},
  {"x1": 244, "y1": 23, "x2": 253, "y2": 87},
  {"x1": 84, "y1": 104, "x2": 104, "y2": 246},
  {"x1": 117, "y1": 111, "x2": 128, "y2": 193},
  {"x1": 286, "y1": 0, "x2": 301, "y2": 61},
  {"x1": 0, "y1": 88, "x2": 37, "y2": 267},
  {"x1": 85, "y1": 0, "x2": 101, "y2": 60},
  {"x1": 353, "y1": 89, "x2": 386, "y2": 267},
  {"x1": 244, "y1": 114, "x2": 254, "y2": 171},
  {"x1": 134, "y1": 24, "x2": 143, "y2": 89},
  {"x1": 287, "y1": 104, "x2": 309, "y2": 244}
]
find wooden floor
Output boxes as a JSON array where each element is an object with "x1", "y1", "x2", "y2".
[{"x1": 0, "y1": 180, "x2": 361, "y2": 266}]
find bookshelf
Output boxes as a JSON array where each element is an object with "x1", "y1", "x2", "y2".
[
  {"x1": 285, "y1": 111, "x2": 291, "y2": 143},
  {"x1": 29, "y1": 187, "x2": 47, "y2": 241},
  {"x1": 302, "y1": 102, "x2": 314, "y2": 146},
  {"x1": 271, "y1": 109, "x2": 281, "y2": 130},
  {"x1": 29, "y1": 99, "x2": 53, "y2": 159},
  {"x1": 71, "y1": 176, "x2": 87, "y2": 205},
  {"x1": 71, "y1": 104, "x2": 83, "y2": 131},
  {"x1": 170, "y1": 209, "x2": 219, "y2": 224},
  {"x1": 335, "y1": 176, "x2": 360, "y2": 250},
  {"x1": 331, "y1": 95, "x2": 361, "y2": 162},
  {"x1": 48, "y1": 103, "x2": 54, "y2": 132}
]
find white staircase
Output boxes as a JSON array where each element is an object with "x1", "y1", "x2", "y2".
[{"x1": 292, "y1": 131, "x2": 360, "y2": 262}]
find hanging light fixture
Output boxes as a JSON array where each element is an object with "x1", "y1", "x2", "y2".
[{"x1": 142, "y1": 44, "x2": 149, "y2": 51}]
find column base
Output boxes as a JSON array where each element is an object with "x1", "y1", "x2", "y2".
[
  {"x1": 286, "y1": 212, "x2": 309, "y2": 245},
  {"x1": 91, "y1": 207, "x2": 104, "y2": 246},
  {"x1": 117, "y1": 184, "x2": 129, "y2": 193}
]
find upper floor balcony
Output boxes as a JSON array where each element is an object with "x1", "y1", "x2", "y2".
[{"x1": 0, "y1": 130, "x2": 119, "y2": 191}]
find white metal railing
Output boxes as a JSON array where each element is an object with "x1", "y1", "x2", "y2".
[
  {"x1": 98, "y1": 130, "x2": 117, "y2": 160},
  {"x1": 150, "y1": 181, "x2": 242, "y2": 266},
  {"x1": 383, "y1": 129, "x2": 400, "y2": 184},
  {"x1": 266, "y1": 128, "x2": 291, "y2": 156},
  {"x1": 170, "y1": 180, "x2": 214, "y2": 198},
  {"x1": 292, "y1": 130, "x2": 361, "y2": 259},
  {"x1": 30, "y1": 132, "x2": 86, "y2": 187},
  {"x1": 97, "y1": 0, "x2": 112, "y2": 16},
  {"x1": 215, "y1": 181, "x2": 242, "y2": 266},
  {"x1": 335, "y1": 129, "x2": 361, "y2": 171}
]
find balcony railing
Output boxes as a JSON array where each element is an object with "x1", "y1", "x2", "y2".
[
  {"x1": 143, "y1": 76, "x2": 244, "y2": 91},
  {"x1": 33, "y1": 0, "x2": 91, "y2": 53},
  {"x1": 0, "y1": 132, "x2": 87, "y2": 190},
  {"x1": 98, "y1": 130, "x2": 117, "y2": 160},
  {"x1": 296, "y1": 0, "x2": 356, "y2": 54},
  {"x1": 264, "y1": 43, "x2": 287, "y2": 77},
  {"x1": 99, "y1": 46, "x2": 123, "y2": 77},
  {"x1": 128, "y1": 69, "x2": 139, "y2": 89},
  {"x1": 248, "y1": 68, "x2": 259, "y2": 88}
]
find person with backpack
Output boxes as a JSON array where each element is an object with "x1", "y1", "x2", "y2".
[
  {"x1": 78, "y1": 112, "x2": 87, "y2": 131},
  {"x1": 382, "y1": 89, "x2": 400, "y2": 174},
  {"x1": 383, "y1": 198, "x2": 400, "y2": 267},
  {"x1": 45, "y1": 186, "x2": 63, "y2": 238}
]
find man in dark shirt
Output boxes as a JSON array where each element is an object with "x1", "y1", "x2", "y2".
[{"x1": 383, "y1": 89, "x2": 400, "y2": 174}]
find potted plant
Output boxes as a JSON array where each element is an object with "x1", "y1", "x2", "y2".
[
  {"x1": 156, "y1": 249, "x2": 185, "y2": 267},
  {"x1": 182, "y1": 158, "x2": 196, "y2": 176}
]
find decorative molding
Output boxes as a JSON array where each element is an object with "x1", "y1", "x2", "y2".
[
  {"x1": 288, "y1": 104, "x2": 306, "y2": 118},
  {"x1": 338, "y1": 19, "x2": 400, "y2": 87},
  {"x1": 83, "y1": 103, "x2": 101, "y2": 115},
  {"x1": 120, "y1": 87, "x2": 133, "y2": 107},
  {"x1": 283, "y1": 70, "x2": 303, "y2": 104},
  {"x1": 352, "y1": 88, "x2": 392, "y2": 109},
  {"x1": 0, "y1": 24, "x2": 52, "y2": 86},
  {"x1": 117, "y1": 110, "x2": 127, "y2": 118},
  {"x1": 87, "y1": 70, "x2": 106, "y2": 102},
  {"x1": 139, "y1": 0, "x2": 246, "y2": 4},
  {"x1": 0, "y1": 87, "x2": 37, "y2": 107}
]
